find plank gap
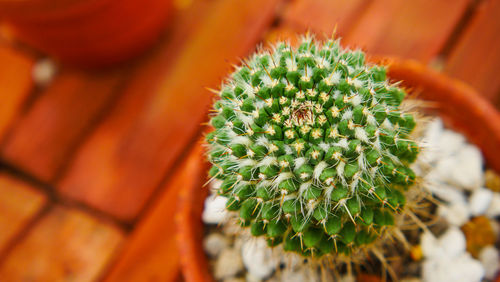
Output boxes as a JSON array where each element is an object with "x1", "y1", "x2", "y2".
[{"x1": 437, "y1": 0, "x2": 484, "y2": 60}]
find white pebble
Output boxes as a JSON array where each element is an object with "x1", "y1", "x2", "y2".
[
  {"x1": 214, "y1": 248, "x2": 243, "y2": 280},
  {"x1": 423, "y1": 253, "x2": 484, "y2": 282},
  {"x1": 450, "y1": 145, "x2": 483, "y2": 190},
  {"x1": 429, "y1": 142, "x2": 483, "y2": 192},
  {"x1": 469, "y1": 188, "x2": 493, "y2": 216},
  {"x1": 32, "y1": 58, "x2": 56, "y2": 86},
  {"x1": 435, "y1": 157, "x2": 458, "y2": 184},
  {"x1": 204, "y1": 233, "x2": 229, "y2": 257},
  {"x1": 438, "y1": 201, "x2": 470, "y2": 226},
  {"x1": 421, "y1": 231, "x2": 440, "y2": 259},
  {"x1": 421, "y1": 227, "x2": 466, "y2": 260},
  {"x1": 424, "y1": 118, "x2": 443, "y2": 143},
  {"x1": 438, "y1": 227, "x2": 466, "y2": 258},
  {"x1": 421, "y1": 226, "x2": 485, "y2": 282},
  {"x1": 202, "y1": 194, "x2": 228, "y2": 224},
  {"x1": 437, "y1": 130, "x2": 465, "y2": 157},
  {"x1": 486, "y1": 192, "x2": 500, "y2": 218},
  {"x1": 478, "y1": 245, "x2": 500, "y2": 280},
  {"x1": 241, "y1": 238, "x2": 278, "y2": 279}
]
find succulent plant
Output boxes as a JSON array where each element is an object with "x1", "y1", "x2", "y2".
[{"x1": 206, "y1": 36, "x2": 419, "y2": 258}]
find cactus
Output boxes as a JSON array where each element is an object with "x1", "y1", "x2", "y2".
[{"x1": 206, "y1": 36, "x2": 419, "y2": 258}]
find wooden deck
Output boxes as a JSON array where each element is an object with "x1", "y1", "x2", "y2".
[{"x1": 0, "y1": 0, "x2": 499, "y2": 281}]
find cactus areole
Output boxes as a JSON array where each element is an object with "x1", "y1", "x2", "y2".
[{"x1": 206, "y1": 37, "x2": 419, "y2": 258}]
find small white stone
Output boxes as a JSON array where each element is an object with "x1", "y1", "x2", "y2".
[
  {"x1": 202, "y1": 194, "x2": 228, "y2": 224},
  {"x1": 437, "y1": 200, "x2": 470, "y2": 226},
  {"x1": 449, "y1": 145, "x2": 483, "y2": 190},
  {"x1": 456, "y1": 254, "x2": 485, "y2": 282},
  {"x1": 203, "y1": 233, "x2": 229, "y2": 257},
  {"x1": 437, "y1": 130, "x2": 465, "y2": 157},
  {"x1": 214, "y1": 248, "x2": 243, "y2": 280},
  {"x1": 486, "y1": 192, "x2": 500, "y2": 218},
  {"x1": 423, "y1": 254, "x2": 484, "y2": 282},
  {"x1": 469, "y1": 188, "x2": 493, "y2": 216},
  {"x1": 241, "y1": 238, "x2": 278, "y2": 279},
  {"x1": 424, "y1": 118, "x2": 444, "y2": 148},
  {"x1": 438, "y1": 227, "x2": 466, "y2": 258},
  {"x1": 421, "y1": 231, "x2": 441, "y2": 259},
  {"x1": 435, "y1": 157, "x2": 458, "y2": 184},
  {"x1": 478, "y1": 245, "x2": 500, "y2": 280},
  {"x1": 428, "y1": 141, "x2": 483, "y2": 192},
  {"x1": 32, "y1": 58, "x2": 56, "y2": 86}
]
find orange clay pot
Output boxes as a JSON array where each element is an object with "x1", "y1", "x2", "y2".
[
  {"x1": 0, "y1": 0, "x2": 173, "y2": 67},
  {"x1": 175, "y1": 58, "x2": 500, "y2": 282}
]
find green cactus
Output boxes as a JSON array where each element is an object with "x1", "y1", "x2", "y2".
[{"x1": 206, "y1": 36, "x2": 419, "y2": 258}]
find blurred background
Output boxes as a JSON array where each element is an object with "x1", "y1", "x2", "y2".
[{"x1": 0, "y1": 0, "x2": 498, "y2": 281}]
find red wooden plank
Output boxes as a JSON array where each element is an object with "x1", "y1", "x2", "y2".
[
  {"x1": 58, "y1": 0, "x2": 284, "y2": 221},
  {"x1": 445, "y1": 0, "x2": 500, "y2": 104},
  {"x1": 54, "y1": 0, "x2": 214, "y2": 219},
  {"x1": 1, "y1": 68, "x2": 125, "y2": 183},
  {"x1": 104, "y1": 142, "x2": 203, "y2": 282},
  {"x1": 281, "y1": 0, "x2": 368, "y2": 37},
  {"x1": 0, "y1": 173, "x2": 47, "y2": 254},
  {"x1": 343, "y1": 0, "x2": 470, "y2": 62},
  {"x1": 0, "y1": 206, "x2": 124, "y2": 282},
  {"x1": 0, "y1": 45, "x2": 34, "y2": 140}
]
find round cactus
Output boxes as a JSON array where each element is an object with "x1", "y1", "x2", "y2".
[{"x1": 206, "y1": 36, "x2": 419, "y2": 257}]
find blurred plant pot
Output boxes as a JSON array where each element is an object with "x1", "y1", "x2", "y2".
[
  {"x1": 0, "y1": 0, "x2": 174, "y2": 67},
  {"x1": 175, "y1": 58, "x2": 500, "y2": 282}
]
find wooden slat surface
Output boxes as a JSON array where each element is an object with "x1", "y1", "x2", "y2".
[
  {"x1": 343, "y1": 0, "x2": 470, "y2": 62},
  {"x1": 445, "y1": 0, "x2": 500, "y2": 104},
  {"x1": 0, "y1": 206, "x2": 124, "y2": 282},
  {"x1": 104, "y1": 142, "x2": 203, "y2": 282},
  {"x1": 0, "y1": 45, "x2": 34, "y2": 140},
  {"x1": 54, "y1": 0, "x2": 214, "y2": 222},
  {"x1": 0, "y1": 173, "x2": 46, "y2": 254},
  {"x1": 281, "y1": 0, "x2": 368, "y2": 37},
  {"x1": 58, "y1": 0, "x2": 283, "y2": 222},
  {"x1": 1, "y1": 68, "x2": 126, "y2": 183}
]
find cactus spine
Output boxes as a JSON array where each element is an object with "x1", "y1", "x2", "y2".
[{"x1": 206, "y1": 36, "x2": 419, "y2": 257}]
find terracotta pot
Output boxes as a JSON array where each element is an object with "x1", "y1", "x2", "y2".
[
  {"x1": 175, "y1": 58, "x2": 500, "y2": 281},
  {"x1": 0, "y1": 0, "x2": 174, "y2": 67}
]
